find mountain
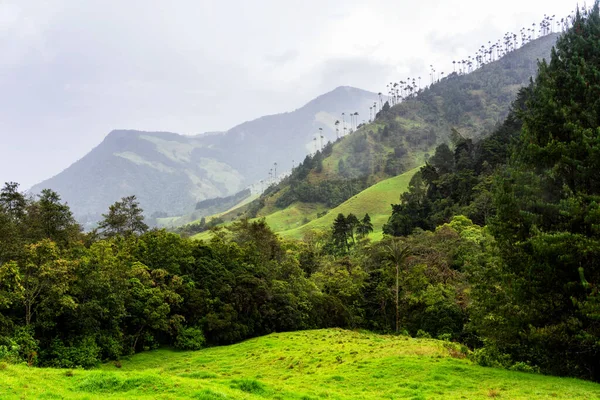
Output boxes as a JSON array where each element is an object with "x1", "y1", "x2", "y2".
[
  {"x1": 30, "y1": 86, "x2": 379, "y2": 226},
  {"x1": 224, "y1": 33, "x2": 560, "y2": 231}
]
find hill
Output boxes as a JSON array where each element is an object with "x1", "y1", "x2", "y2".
[
  {"x1": 232, "y1": 34, "x2": 560, "y2": 228},
  {"x1": 2, "y1": 329, "x2": 598, "y2": 399},
  {"x1": 30, "y1": 86, "x2": 379, "y2": 227},
  {"x1": 276, "y1": 166, "x2": 420, "y2": 240}
]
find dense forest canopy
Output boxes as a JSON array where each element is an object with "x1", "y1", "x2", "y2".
[{"x1": 1, "y1": 1, "x2": 600, "y2": 385}]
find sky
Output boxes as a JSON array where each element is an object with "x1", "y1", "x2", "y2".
[{"x1": 0, "y1": 0, "x2": 577, "y2": 189}]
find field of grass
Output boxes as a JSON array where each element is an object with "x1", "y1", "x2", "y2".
[
  {"x1": 277, "y1": 166, "x2": 419, "y2": 240},
  {"x1": 158, "y1": 194, "x2": 260, "y2": 229},
  {"x1": 2, "y1": 329, "x2": 599, "y2": 399},
  {"x1": 192, "y1": 167, "x2": 419, "y2": 242},
  {"x1": 261, "y1": 202, "x2": 328, "y2": 233}
]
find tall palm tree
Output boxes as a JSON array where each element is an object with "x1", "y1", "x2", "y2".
[
  {"x1": 334, "y1": 120, "x2": 340, "y2": 139},
  {"x1": 318, "y1": 128, "x2": 324, "y2": 150},
  {"x1": 380, "y1": 238, "x2": 411, "y2": 333}
]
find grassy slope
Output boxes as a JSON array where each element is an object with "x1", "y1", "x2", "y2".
[
  {"x1": 191, "y1": 168, "x2": 417, "y2": 242},
  {"x1": 2, "y1": 329, "x2": 599, "y2": 399},
  {"x1": 158, "y1": 194, "x2": 260, "y2": 228},
  {"x1": 278, "y1": 167, "x2": 419, "y2": 240}
]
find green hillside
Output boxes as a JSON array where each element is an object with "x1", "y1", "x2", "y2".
[
  {"x1": 191, "y1": 167, "x2": 419, "y2": 242},
  {"x1": 228, "y1": 33, "x2": 559, "y2": 232},
  {"x1": 3, "y1": 329, "x2": 598, "y2": 399},
  {"x1": 278, "y1": 166, "x2": 419, "y2": 240}
]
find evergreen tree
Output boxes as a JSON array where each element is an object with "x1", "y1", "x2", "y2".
[
  {"x1": 356, "y1": 213, "x2": 374, "y2": 238},
  {"x1": 332, "y1": 213, "x2": 350, "y2": 253}
]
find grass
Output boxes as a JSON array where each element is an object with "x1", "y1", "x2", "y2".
[
  {"x1": 192, "y1": 167, "x2": 419, "y2": 242},
  {"x1": 2, "y1": 329, "x2": 599, "y2": 399},
  {"x1": 261, "y1": 202, "x2": 328, "y2": 232},
  {"x1": 277, "y1": 166, "x2": 420, "y2": 240},
  {"x1": 159, "y1": 194, "x2": 260, "y2": 229}
]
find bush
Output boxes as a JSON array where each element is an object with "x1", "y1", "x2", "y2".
[
  {"x1": 12, "y1": 327, "x2": 39, "y2": 366},
  {"x1": 416, "y1": 329, "x2": 432, "y2": 339},
  {"x1": 509, "y1": 361, "x2": 540, "y2": 374},
  {"x1": 0, "y1": 341, "x2": 20, "y2": 364},
  {"x1": 43, "y1": 337, "x2": 101, "y2": 369},
  {"x1": 175, "y1": 327, "x2": 205, "y2": 351},
  {"x1": 470, "y1": 344, "x2": 512, "y2": 368}
]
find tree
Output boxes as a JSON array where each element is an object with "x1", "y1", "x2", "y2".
[
  {"x1": 380, "y1": 237, "x2": 411, "y2": 333},
  {"x1": 98, "y1": 195, "x2": 148, "y2": 237},
  {"x1": 28, "y1": 189, "x2": 81, "y2": 247},
  {"x1": 332, "y1": 213, "x2": 349, "y2": 253},
  {"x1": 16, "y1": 240, "x2": 74, "y2": 327},
  {"x1": 356, "y1": 213, "x2": 373, "y2": 238},
  {"x1": 0, "y1": 182, "x2": 27, "y2": 221},
  {"x1": 346, "y1": 213, "x2": 360, "y2": 245}
]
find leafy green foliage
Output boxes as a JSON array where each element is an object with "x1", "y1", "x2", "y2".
[{"x1": 98, "y1": 195, "x2": 148, "y2": 237}]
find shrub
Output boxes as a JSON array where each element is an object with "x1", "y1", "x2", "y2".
[
  {"x1": 43, "y1": 337, "x2": 101, "y2": 369},
  {"x1": 470, "y1": 344, "x2": 512, "y2": 368},
  {"x1": 0, "y1": 341, "x2": 20, "y2": 364},
  {"x1": 509, "y1": 361, "x2": 540, "y2": 374},
  {"x1": 175, "y1": 327, "x2": 205, "y2": 351},
  {"x1": 416, "y1": 329, "x2": 432, "y2": 339},
  {"x1": 11, "y1": 327, "x2": 39, "y2": 366}
]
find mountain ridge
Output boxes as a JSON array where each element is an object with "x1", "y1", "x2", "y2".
[{"x1": 30, "y1": 86, "x2": 379, "y2": 227}]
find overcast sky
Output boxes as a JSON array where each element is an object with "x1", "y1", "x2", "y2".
[{"x1": 0, "y1": 0, "x2": 576, "y2": 189}]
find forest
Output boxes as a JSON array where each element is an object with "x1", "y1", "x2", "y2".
[{"x1": 1, "y1": 2, "x2": 600, "y2": 386}]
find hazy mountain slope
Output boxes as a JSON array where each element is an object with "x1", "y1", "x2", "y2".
[
  {"x1": 30, "y1": 87, "x2": 378, "y2": 226},
  {"x1": 191, "y1": 86, "x2": 380, "y2": 183},
  {"x1": 238, "y1": 34, "x2": 560, "y2": 226}
]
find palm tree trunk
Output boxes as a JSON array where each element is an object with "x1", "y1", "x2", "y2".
[{"x1": 395, "y1": 262, "x2": 399, "y2": 333}]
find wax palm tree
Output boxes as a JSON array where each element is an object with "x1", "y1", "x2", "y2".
[{"x1": 380, "y1": 237, "x2": 411, "y2": 333}]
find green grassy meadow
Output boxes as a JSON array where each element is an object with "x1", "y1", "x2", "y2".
[
  {"x1": 276, "y1": 166, "x2": 419, "y2": 240},
  {"x1": 193, "y1": 168, "x2": 418, "y2": 242},
  {"x1": 2, "y1": 329, "x2": 599, "y2": 399}
]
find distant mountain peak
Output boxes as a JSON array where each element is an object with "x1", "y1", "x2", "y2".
[{"x1": 30, "y1": 86, "x2": 379, "y2": 228}]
